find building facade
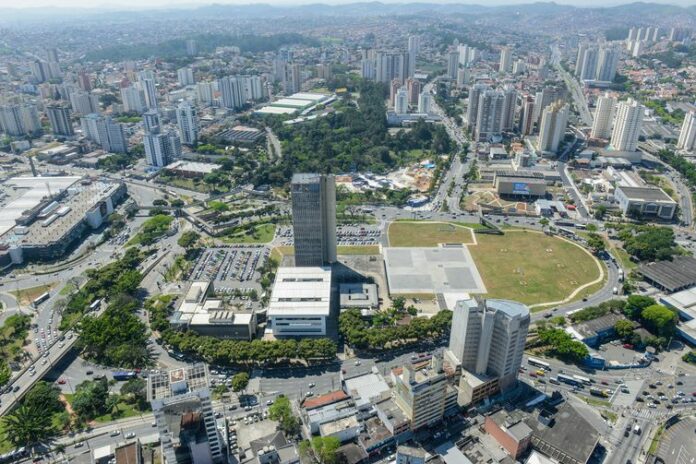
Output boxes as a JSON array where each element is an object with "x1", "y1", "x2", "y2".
[{"x1": 291, "y1": 173, "x2": 337, "y2": 267}]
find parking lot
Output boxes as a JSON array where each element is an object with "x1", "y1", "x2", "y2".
[
  {"x1": 275, "y1": 225, "x2": 381, "y2": 246},
  {"x1": 189, "y1": 246, "x2": 268, "y2": 289}
]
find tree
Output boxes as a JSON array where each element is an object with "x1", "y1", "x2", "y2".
[
  {"x1": 71, "y1": 377, "x2": 110, "y2": 421},
  {"x1": 641, "y1": 304, "x2": 677, "y2": 337},
  {"x1": 177, "y1": 231, "x2": 201, "y2": 249},
  {"x1": 539, "y1": 218, "x2": 550, "y2": 227},
  {"x1": 614, "y1": 320, "x2": 635, "y2": 339},
  {"x1": 24, "y1": 381, "x2": 63, "y2": 413},
  {"x1": 593, "y1": 205, "x2": 607, "y2": 220},
  {"x1": 268, "y1": 395, "x2": 300, "y2": 435},
  {"x1": 231, "y1": 372, "x2": 250, "y2": 392},
  {"x1": 624, "y1": 295, "x2": 656, "y2": 319},
  {"x1": 586, "y1": 233, "x2": 606, "y2": 254},
  {"x1": 2, "y1": 405, "x2": 55, "y2": 452},
  {"x1": 310, "y1": 436, "x2": 341, "y2": 464},
  {"x1": 120, "y1": 378, "x2": 148, "y2": 410}
]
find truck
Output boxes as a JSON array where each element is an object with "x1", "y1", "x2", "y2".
[
  {"x1": 633, "y1": 424, "x2": 641, "y2": 435},
  {"x1": 612, "y1": 287, "x2": 619, "y2": 295}
]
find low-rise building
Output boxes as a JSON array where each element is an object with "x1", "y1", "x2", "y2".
[
  {"x1": 268, "y1": 266, "x2": 332, "y2": 336},
  {"x1": 170, "y1": 281, "x2": 257, "y2": 340},
  {"x1": 163, "y1": 160, "x2": 219, "y2": 179},
  {"x1": 339, "y1": 283, "x2": 379, "y2": 313},
  {"x1": 484, "y1": 409, "x2": 533, "y2": 459},
  {"x1": 565, "y1": 313, "x2": 627, "y2": 347},
  {"x1": 494, "y1": 171, "x2": 547, "y2": 198},
  {"x1": 614, "y1": 185, "x2": 677, "y2": 219},
  {"x1": 320, "y1": 415, "x2": 362, "y2": 443}
]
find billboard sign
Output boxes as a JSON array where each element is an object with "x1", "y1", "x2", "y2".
[{"x1": 512, "y1": 182, "x2": 530, "y2": 195}]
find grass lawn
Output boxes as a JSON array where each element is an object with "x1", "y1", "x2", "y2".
[
  {"x1": 10, "y1": 283, "x2": 56, "y2": 306},
  {"x1": 127, "y1": 215, "x2": 174, "y2": 247},
  {"x1": 59, "y1": 282, "x2": 76, "y2": 296},
  {"x1": 93, "y1": 400, "x2": 144, "y2": 423},
  {"x1": 579, "y1": 395, "x2": 611, "y2": 408},
  {"x1": 648, "y1": 424, "x2": 666, "y2": 455},
  {"x1": 337, "y1": 245, "x2": 380, "y2": 255},
  {"x1": 223, "y1": 223, "x2": 276, "y2": 244},
  {"x1": 388, "y1": 221, "x2": 476, "y2": 247},
  {"x1": 469, "y1": 230, "x2": 602, "y2": 306}
]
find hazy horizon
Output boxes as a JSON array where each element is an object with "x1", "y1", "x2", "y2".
[{"x1": 0, "y1": 0, "x2": 693, "y2": 9}]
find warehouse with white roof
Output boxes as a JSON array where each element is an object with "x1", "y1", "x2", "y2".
[{"x1": 268, "y1": 266, "x2": 333, "y2": 336}]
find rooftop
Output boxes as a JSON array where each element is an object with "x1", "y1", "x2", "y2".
[
  {"x1": 303, "y1": 390, "x2": 350, "y2": 410},
  {"x1": 171, "y1": 281, "x2": 254, "y2": 328},
  {"x1": 268, "y1": 267, "x2": 332, "y2": 317},
  {"x1": 164, "y1": 160, "x2": 218, "y2": 175},
  {"x1": 147, "y1": 364, "x2": 209, "y2": 401},
  {"x1": 339, "y1": 283, "x2": 379, "y2": 308},
  {"x1": 616, "y1": 185, "x2": 676, "y2": 203},
  {"x1": 639, "y1": 256, "x2": 696, "y2": 293},
  {"x1": 343, "y1": 372, "x2": 391, "y2": 409},
  {"x1": 571, "y1": 312, "x2": 627, "y2": 339},
  {"x1": 320, "y1": 414, "x2": 360, "y2": 436}
]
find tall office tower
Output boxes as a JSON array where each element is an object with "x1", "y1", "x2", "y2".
[
  {"x1": 376, "y1": 51, "x2": 408, "y2": 84},
  {"x1": 458, "y1": 44, "x2": 470, "y2": 67},
  {"x1": 77, "y1": 71, "x2": 92, "y2": 92},
  {"x1": 651, "y1": 27, "x2": 660, "y2": 42},
  {"x1": 390, "y1": 79, "x2": 401, "y2": 106},
  {"x1": 143, "y1": 110, "x2": 160, "y2": 133},
  {"x1": 596, "y1": 47, "x2": 620, "y2": 82},
  {"x1": 291, "y1": 173, "x2": 336, "y2": 267},
  {"x1": 196, "y1": 81, "x2": 215, "y2": 105},
  {"x1": 30, "y1": 60, "x2": 48, "y2": 83},
  {"x1": 361, "y1": 58, "x2": 376, "y2": 80},
  {"x1": 148, "y1": 365, "x2": 225, "y2": 464},
  {"x1": 575, "y1": 43, "x2": 588, "y2": 73},
  {"x1": 406, "y1": 78, "x2": 421, "y2": 105},
  {"x1": 394, "y1": 87, "x2": 409, "y2": 115},
  {"x1": 80, "y1": 114, "x2": 128, "y2": 153},
  {"x1": 466, "y1": 83, "x2": 487, "y2": 133},
  {"x1": 447, "y1": 51, "x2": 459, "y2": 79},
  {"x1": 512, "y1": 59, "x2": 526, "y2": 75},
  {"x1": 628, "y1": 27, "x2": 638, "y2": 41},
  {"x1": 499, "y1": 47, "x2": 512, "y2": 73},
  {"x1": 286, "y1": 63, "x2": 302, "y2": 94},
  {"x1": 69, "y1": 91, "x2": 99, "y2": 115},
  {"x1": 186, "y1": 39, "x2": 198, "y2": 56},
  {"x1": 407, "y1": 35, "x2": 419, "y2": 78},
  {"x1": 474, "y1": 89, "x2": 504, "y2": 142},
  {"x1": 448, "y1": 298, "x2": 529, "y2": 398},
  {"x1": 590, "y1": 93, "x2": 616, "y2": 139},
  {"x1": 120, "y1": 86, "x2": 147, "y2": 114},
  {"x1": 393, "y1": 357, "x2": 447, "y2": 431},
  {"x1": 139, "y1": 77, "x2": 158, "y2": 109},
  {"x1": 456, "y1": 69, "x2": 469, "y2": 88},
  {"x1": 46, "y1": 104, "x2": 74, "y2": 137},
  {"x1": 316, "y1": 63, "x2": 332, "y2": 80},
  {"x1": 418, "y1": 91, "x2": 432, "y2": 114},
  {"x1": 177, "y1": 67, "x2": 195, "y2": 87},
  {"x1": 501, "y1": 85, "x2": 517, "y2": 132},
  {"x1": 243, "y1": 75, "x2": 265, "y2": 101},
  {"x1": 519, "y1": 95, "x2": 536, "y2": 135},
  {"x1": 144, "y1": 130, "x2": 181, "y2": 167},
  {"x1": 678, "y1": 111, "x2": 696, "y2": 151},
  {"x1": 176, "y1": 101, "x2": 198, "y2": 145},
  {"x1": 535, "y1": 85, "x2": 567, "y2": 123},
  {"x1": 611, "y1": 99, "x2": 643, "y2": 152},
  {"x1": 577, "y1": 47, "x2": 599, "y2": 81},
  {"x1": 538, "y1": 100, "x2": 569, "y2": 154},
  {"x1": 218, "y1": 76, "x2": 244, "y2": 110},
  {"x1": 0, "y1": 104, "x2": 41, "y2": 136}
]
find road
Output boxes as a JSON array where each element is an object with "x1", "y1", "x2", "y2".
[{"x1": 551, "y1": 45, "x2": 593, "y2": 127}]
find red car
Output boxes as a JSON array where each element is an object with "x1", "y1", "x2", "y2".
[
  {"x1": 529, "y1": 372, "x2": 538, "y2": 378},
  {"x1": 623, "y1": 344, "x2": 634, "y2": 349},
  {"x1": 57, "y1": 378, "x2": 66, "y2": 385}
]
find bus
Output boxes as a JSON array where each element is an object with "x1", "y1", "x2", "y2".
[
  {"x1": 112, "y1": 371, "x2": 137, "y2": 381},
  {"x1": 528, "y1": 357, "x2": 551, "y2": 371},
  {"x1": 31, "y1": 292, "x2": 50, "y2": 308},
  {"x1": 557, "y1": 374, "x2": 581, "y2": 386},
  {"x1": 89, "y1": 299, "x2": 102, "y2": 312},
  {"x1": 575, "y1": 224, "x2": 587, "y2": 230},
  {"x1": 573, "y1": 374, "x2": 592, "y2": 385}
]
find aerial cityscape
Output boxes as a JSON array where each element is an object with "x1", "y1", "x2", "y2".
[{"x1": 2, "y1": 1, "x2": 696, "y2": 464}]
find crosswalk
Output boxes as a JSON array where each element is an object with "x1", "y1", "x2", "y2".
[{"x1": 630, "y1": 408, "x2": 665, "y2": 420}]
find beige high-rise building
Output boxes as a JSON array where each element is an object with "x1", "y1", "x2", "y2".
[
  {"x1": 610, "y1": 99, "x2": 643, "y2": 152},
  {"x1": 394, "y1": 357, "x2": 447, "y2": 430},
  {"x1": 591, "y1": 93, "x2": 616, "y2": 139},
  {"x1": 538, "y1": 100, "x2": 569, "y2": 154},
  {"x1": 499, "y1": 47, "x2": 512, "y2": 73}
]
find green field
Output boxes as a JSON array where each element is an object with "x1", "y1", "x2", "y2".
[
  {"x1": 469, "y1": 230, "x2": 602, "y2": 306},
  {"x1": 223, "y1": 223, "x2": 276, "y2": 244},
  {"x1": 271, "y1": 245, "x2": 380, "y2": 261},
  {"x1": 388, "y1": 221, "x2": 476, "y2": 247}
]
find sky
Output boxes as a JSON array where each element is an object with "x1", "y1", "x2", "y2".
[{"x1": 0, "y1": 0, "x2": 690, "y2": 8}]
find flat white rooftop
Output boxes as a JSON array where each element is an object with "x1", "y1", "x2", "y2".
[
  {"x1": 255, "y1": 106, "x2": 298, "y2": 115},
  {"x1": 0, "y1": 176, "x2": 81, "y2": 238},
  {"x1": 289, "y1": 92, "x2": 329, "y2": 102},
  {"x1": 268, "y1": 266, "x2": 332, "y2": 317},
  {"x1": 273, "y1": 98, "x2": 314, "y2": 108}
]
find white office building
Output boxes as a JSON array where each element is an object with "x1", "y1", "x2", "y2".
[
  {"x1": 417, "y1": 91, "x2": 432, "y2": 114},
  {"x1": 196, "y1": 82, "x2": 215, "y2": 106},
  {"x1": 144, "y1": 130, "x2": 182, "y2": 167},
  {"x1": 395, "y1": 87, "x2": 409, "y2": 114},
  {"x1": 678, "y1": 111, "x2": 696, "y2": 151},
  {"x1": 407, "y1": 35, "x2": 419, "y2": 78},
  {"x1": 69, "y1": 91, "x2": 99, "y2": 115},
  {"x1": 0, "y1": 104, "x2": 41, "y2": 136},
  {"x1": 501, "y1": 84, "x2": 517, "y2": 131},
  {"x1": 610, "y1": 99, "x2": 643, "y2": 152},
  {"x1": 139, "y1": 76, "x2": 158, "y2": 109},
  {"x1": 268, "y1": 267, "x2": 332, "y2": 337},
  {"x1": 591, "y1": 93, "x2": 616, "y2": 139}
]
